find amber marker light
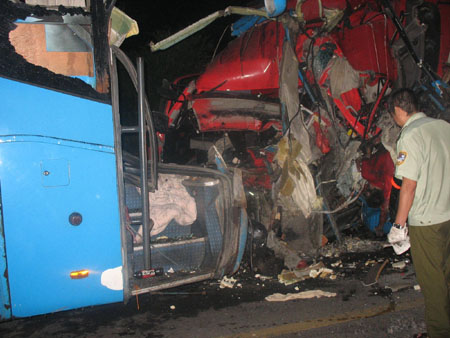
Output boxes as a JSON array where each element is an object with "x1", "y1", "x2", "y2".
[{"x1": 70, "y1": 270, "x2": 89, "y2": 279}]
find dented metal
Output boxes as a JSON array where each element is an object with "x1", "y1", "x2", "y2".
[{"x1": 157, "y1": 0, "x2": 450, "y2": 257}]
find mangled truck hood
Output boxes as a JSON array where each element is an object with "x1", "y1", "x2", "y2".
[{"x1": 152, "y1": 0, "x2": 449, "y2": 256}]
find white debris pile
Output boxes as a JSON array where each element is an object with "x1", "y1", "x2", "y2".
[
  {"x1": 219, "y1": 276, "x2": 237, "y2": 289},
  {"x1": 254, "y1": 274, "x2": 272, "y2": 281},
  {"x1": 265, "y1": 290, "x2": 337, "y2": 302},
  {"x1": 392, "y1": 260, "x2": 408, "y2": 269}
]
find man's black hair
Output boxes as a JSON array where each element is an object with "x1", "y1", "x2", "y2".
[{"x1": 388, "y1": 88, "x2": 418, "y2": 115}]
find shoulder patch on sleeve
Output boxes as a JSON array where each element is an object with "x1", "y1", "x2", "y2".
[{"x1": 396, "y1": 151, "x2": 407, "y2": 165}]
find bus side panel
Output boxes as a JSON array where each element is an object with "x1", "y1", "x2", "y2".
[
  {"x1": 0, "y1": 78, "x2": 114, "y2": 147},
  {"x1": 0, "y1": 79, "x2": 123, "y2": 318}
]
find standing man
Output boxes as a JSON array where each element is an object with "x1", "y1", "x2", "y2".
[{"x1": 388, "y1": 88, "x2": 450, "y2": 338}]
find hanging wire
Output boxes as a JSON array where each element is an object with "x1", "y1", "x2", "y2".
[{"x1": 211, "y1": 24, "x2": 230, "y2": 62}]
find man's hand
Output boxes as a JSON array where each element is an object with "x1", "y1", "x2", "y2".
[
  {"x1": 388, "y1": 224, "x2": 408, "y2": 242},
  {"x1": 387, "y1": 225, "x2": 410, "y2": 254}
]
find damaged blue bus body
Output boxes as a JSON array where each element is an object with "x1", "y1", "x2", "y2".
[{"x1": 0, "y1": 1, "x2": 247, "y2": 320}]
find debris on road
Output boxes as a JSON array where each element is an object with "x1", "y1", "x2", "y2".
[
  {"x1": 265, "y1": 290, "x2": 337, "y2": 302},
  {"x1": 254, "y1": 274, "x2": 272, "y2": 281},
  {"x1": 362, "y1": 259, "x2": 389, "y2": 286},
  {"x1": 331, "y1": 260, "x2": 342, "y2": 268},
  {"x1": 277, "y1": 261, "x2": 336, "y2": 285},
  {"x1": 386, "y1": 284, "x2": 412, "y2": 293},
  {"x1": 294, "y1": 262, "x2": 325, "y2": 278},
  {"x1": 392, "y1": 261, "x2": 407, "y2": 270},
  {"x1": 320, "y1": 237, "x2": 386, "y2": 257},
  {"x1": 278, "y1": 270, "x2": 305, "y2": 286},
  {"x1": 219, "y1": 276, "x2": 237, "y2": 289}
]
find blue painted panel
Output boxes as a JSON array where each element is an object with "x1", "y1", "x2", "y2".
[
  {"x1": 0, "y1": 77, "x2": 113, "y2": 147},
  {"x1": 0, "y1": 139, "x2": 123, "y2": 317},
  {"x1": 0, "y1": 76, "x2": 123, "y2": 317},
  {"x1": 41, "y1": 158, "x2": 70, "y2": 187}
]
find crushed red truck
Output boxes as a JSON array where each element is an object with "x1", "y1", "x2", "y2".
[{"x1": 153, "y1": 0, "x2": 450, "y2": 257}]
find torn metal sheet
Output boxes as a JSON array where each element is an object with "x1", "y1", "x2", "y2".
[
  {"x1": 274, "y1": 136, "x2": 320, "y2": 218},
  {"x1": 191, "y1": 96, "x2": 281, "y2": 132}
]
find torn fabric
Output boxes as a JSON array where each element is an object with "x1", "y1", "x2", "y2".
[{"x1": 137, "y1": 174, "x2": 197, "y2": 238}]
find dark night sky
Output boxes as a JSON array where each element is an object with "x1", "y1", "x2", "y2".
[
  {"x1": 115, "y1": 0, "x2": 261, "y2": 46},
  {"x1": 113, "y1": 0, "x2": 263, "y2": 104}
]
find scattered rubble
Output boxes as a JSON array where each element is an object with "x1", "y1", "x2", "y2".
[
  {"x1": 362, "y1": 259, "x2": 389, "y2": 286},
  {"x1": 219, "y1": 276, "x2": 237, "y2": 289},
  {"x1": 278, "y1": 261, "x2": 334, "y2": 285},
  {"x1": 331, "y1": 260, "x2": 342, "y2": 268},
  {"x1": 386, "y1": 284, "x2": 411, "y2": 293},
  {"x1": 319, "y1": 237, "x2": 386, "y2": 257},
  {"x1": 391, "y1": 261, "x2": 407, "y2": 270},
  {"x1": 254, "y1": 274, "x2": 272, "y2": 281}
]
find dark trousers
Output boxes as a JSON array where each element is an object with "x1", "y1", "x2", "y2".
[{"x1": 409, "y1": 219, "x2": 450, "y2": 338}]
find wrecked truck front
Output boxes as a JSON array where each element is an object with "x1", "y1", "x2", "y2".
[{"x1": 157, "y1": 0, "x2": 449, "y2": 261}]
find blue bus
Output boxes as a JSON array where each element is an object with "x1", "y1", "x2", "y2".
[{"x1": 0, "y1": 0, "x2": 247, "y2": 320}]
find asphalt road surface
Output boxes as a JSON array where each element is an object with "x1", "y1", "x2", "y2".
[{"x1": 0, "y1": 245, "x2": 426, "y2": 338}]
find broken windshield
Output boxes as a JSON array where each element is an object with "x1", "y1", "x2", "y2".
[{"x1": 0, "y1": 1, "x2": 110, "y2": 102}]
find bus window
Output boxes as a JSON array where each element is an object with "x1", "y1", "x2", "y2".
[{"x1": 0, "y1": 2, "x2": 110, "y2": 102}]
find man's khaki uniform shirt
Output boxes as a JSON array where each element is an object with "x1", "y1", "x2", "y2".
[{"x1": 395, "y1": 112, "x2": 450, "y2": 226}]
